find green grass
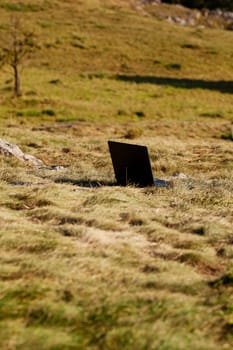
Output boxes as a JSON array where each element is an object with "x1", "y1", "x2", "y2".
[
  {"x1": 0, "y1": 0, "x2": 233, "y2": 349},
  {"x1": 0, "y1": 2, "x2": 41, "y2": 12}
]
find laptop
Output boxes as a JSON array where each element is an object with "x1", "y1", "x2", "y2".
[{"x1": 108, "y1": 140, "x2": 170, "y2": 187}]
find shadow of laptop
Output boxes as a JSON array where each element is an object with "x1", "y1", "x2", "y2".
[{"x1": 108, "y1": 140, "x2": 170, "y2": 188}]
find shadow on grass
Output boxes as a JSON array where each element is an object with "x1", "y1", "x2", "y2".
[
  {"x1": 116, "y1": 75, "x2": 233, "y2": 94},
  {"x1": 54, "y1": 178, "x2": 116, "y2": 187}
]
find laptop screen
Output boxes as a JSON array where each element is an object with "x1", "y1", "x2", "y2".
[{"x1": 108, "y1": 140, "x2": 154, "y2": 186}]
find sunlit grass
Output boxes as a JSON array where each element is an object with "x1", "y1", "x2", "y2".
[{"x1": 0, "y1": 0, "x2": 233, "y2": 349}]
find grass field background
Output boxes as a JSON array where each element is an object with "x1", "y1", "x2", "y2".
[{"x1": 0, "y1": 0, "x2": 233, "y2": 349}]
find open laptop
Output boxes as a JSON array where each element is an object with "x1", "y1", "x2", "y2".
[{"x1": 108, "y1": 140, "x2": 170, "y2": 187}]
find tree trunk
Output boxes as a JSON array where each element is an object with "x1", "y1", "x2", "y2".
[{"x1": 13, "y1": 64, "x2": 21, "y2": 97}]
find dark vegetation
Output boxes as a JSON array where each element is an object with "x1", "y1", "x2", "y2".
[
  {"x1": 162, "y1": 0, "x2": 233, "y2": 11},
  {"x1": 116, "y1": 75, "x2": 233, "y2": 94}
]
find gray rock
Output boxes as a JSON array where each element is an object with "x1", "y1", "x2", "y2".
[{"x1": 0, "y1": 138, "x2": 44, "y2": 167}]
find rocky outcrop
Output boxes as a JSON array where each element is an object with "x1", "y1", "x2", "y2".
[
  {"x1": 166, "y1": 8, "x2": 233, "y2": 29},
  {"x1": 136, "y1": 0, "x2": 233, "y2": 29},
  {"x1": 0, "y1": 138, "x2": 44, "y2": 167}
]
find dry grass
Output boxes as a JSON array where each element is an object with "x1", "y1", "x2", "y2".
[
  {"x1": 0, "y1": 123, "x2": 232, "y2": 349},
  {"x1": 0, "y1": 0, "x2": 233, "y2": 349}
]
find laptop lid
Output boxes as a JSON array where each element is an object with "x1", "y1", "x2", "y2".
[{"x1": 108, "y1": 140, "x2": 154, "y2": 186}]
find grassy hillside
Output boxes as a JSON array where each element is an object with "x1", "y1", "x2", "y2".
[{"x1": 0, "y1": 1, "x2": 233, "y2": 349}]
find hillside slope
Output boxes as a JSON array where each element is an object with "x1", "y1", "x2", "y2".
[{"x1": 0, "y1": 0, "x2": 232, "y2": 125}]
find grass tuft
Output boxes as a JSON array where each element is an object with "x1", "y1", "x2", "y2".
[{"x1": 124, "y1": 128, "x2": 143, "y2": 139}]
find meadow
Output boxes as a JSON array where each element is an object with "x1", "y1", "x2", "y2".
[{"x1": 0, "y1": 0, "x2": 233, "y2": 349}]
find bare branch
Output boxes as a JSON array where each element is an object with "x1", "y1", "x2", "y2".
[{"x1": 0, "y1": 17, "x2": 37, "y2": 97}]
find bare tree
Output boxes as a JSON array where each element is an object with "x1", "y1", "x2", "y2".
[{"x1": 0, "y1": 17, "x2": 37, "y2": 97}]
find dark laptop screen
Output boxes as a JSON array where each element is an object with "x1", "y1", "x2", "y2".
[{"x1": 108, "y1": 141, "x2": 154, "y2": 186}]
